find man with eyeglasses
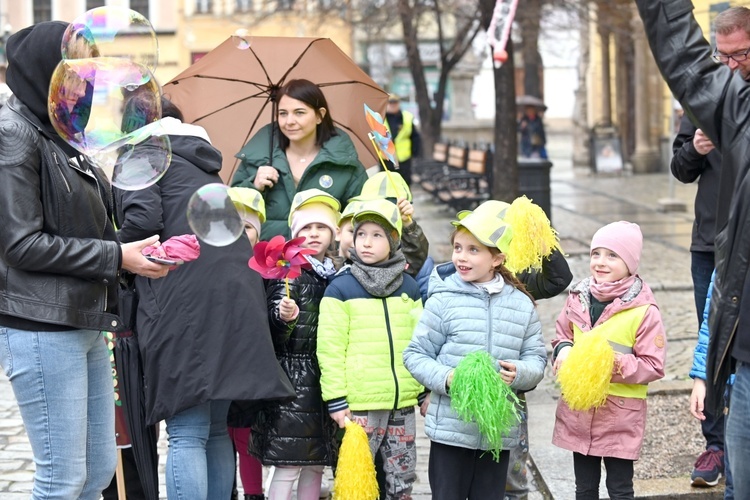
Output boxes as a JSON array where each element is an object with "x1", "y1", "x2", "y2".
[
  {"x1": 669, "y1": 7, "x2": 750, "y2": 493},
  {"x1": 635, "y1": 1, "x2": 750, "y2": 498}
]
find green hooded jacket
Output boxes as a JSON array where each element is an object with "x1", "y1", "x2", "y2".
[{"x1": 232, "y1": 123, "x2": 368, "y2": 239}]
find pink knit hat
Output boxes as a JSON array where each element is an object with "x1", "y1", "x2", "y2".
[
  {"x1": 290, "y1": 202, "x2": 339, "y2": 239},
  {"x1": 590, "y1": 221, "x2": 643, "y2": 274}
]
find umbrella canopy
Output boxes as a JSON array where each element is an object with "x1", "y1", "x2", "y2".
[
  {"x1": 163, "y1": 36, "x2": 389, "y2": 182},
  {"x1": 516, "y1": 94, "x2": 547, "y2": 111}
]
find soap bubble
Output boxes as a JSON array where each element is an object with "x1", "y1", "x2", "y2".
[
  {"x1": 232, "y1": 29, "x2": 252, "y2": 50},
  {"x1": 62, "y1": 6, "x2": 158, "y2": 73},
  {"x1": 87, "y1": 121, "x2": 171, "y2": 191},
  {"x1": 48, "y1": 57, "x2": 162, "y2": 157},
  {"x1": 187, "y1": 184, "x2": 244, "y2": 247}
]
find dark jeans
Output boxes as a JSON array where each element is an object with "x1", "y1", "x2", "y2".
[
  {"x1": 573, "y1": 453, "x2": 633, "y2": 500},
  {"x1": 691, "y1": 251, "x2": 726, "y2": 451},
  {"x1": 429, "y1": 441, "x2": 510, "y2": 500},
  {"x1": 691, "y1": 251, "x2": 714, "y2": 327}
]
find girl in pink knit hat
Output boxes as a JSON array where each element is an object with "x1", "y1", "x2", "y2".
[{"x1": 551, "y1": 221, "x2": 667, "y2": 499}]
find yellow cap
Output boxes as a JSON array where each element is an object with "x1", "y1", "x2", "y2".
[
  {"x1": 288, "y1": 188, "x2": 341, "y2": 225},
  {"x1": 388, "y1": 93, "x2": 400, "y2": 103},
  {"x1": 227, "y1": 187, "x2": 266, "y2": 223},
  {"x1": 451, "y1": 200, "x2": 513, "y2": 253},
  {"x1": 353, "y1": 198, "x2": 403, "y2": 237},
  {"x1": 340, "y1": 197, "x2": 365, "y2": 225},
  {"x1": 360, "y1": 171, "x2": 412, "y2": 202}
]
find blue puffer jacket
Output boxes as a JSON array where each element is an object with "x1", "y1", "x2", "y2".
[
  {"x1": 403, "y1": 263, "x2": 547, "y2": 450},
  {"x1": 690, "y1": 271, "x2": 714, "y2": 380}
]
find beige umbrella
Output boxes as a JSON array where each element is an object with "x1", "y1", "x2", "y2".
[{"x1": 163, "y1": 36, "x2": 388, "y2": 182}]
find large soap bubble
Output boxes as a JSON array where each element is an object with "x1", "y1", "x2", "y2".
[
  {"x1": 187, "y1": 184, "x2": 244, "y2": 247},
  {"x1": 87, "y1": 121, "x2": 171, "y2": 191},
  {"x1": 48, "y1": 57, "x2": 161, "y2": 155},
  {"x1": 62, "y1": 6, "x2": 158, "y2": 73}
]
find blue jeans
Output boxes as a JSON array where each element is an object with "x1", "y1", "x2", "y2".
[
  {"x1": 726, "y1": 361, "x2": 750, "y2": 499},
  {"x1": 0, "y1": 327, "x2": 116, "y2": 499},
  {"x1": 165, "y1": 400, "x2": 234, "y2": 499}
]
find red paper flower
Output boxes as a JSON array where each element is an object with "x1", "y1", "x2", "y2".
[{"x1": 248, "y1": 235, "x2": 316, "y2": 279}]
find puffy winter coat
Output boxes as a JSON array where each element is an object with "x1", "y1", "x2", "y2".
[
  {"x1": 403, "y1": 263, "x2": 546, "y2": 451},
  {"x1": 251, "y1": 269, "x2": 338, "y2": 466},
  {"x1": 551, "y1": 277, "x2": 666, "y2": 460},
  {"x1": 317, "y1": 268, "x2": 424, "y2": 412},
  {"x1": 232, "y1": 124, "x2": 367, "y2": 240}
]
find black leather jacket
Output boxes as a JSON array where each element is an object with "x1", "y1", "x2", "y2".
[
  {"x1": 635, "y1": 0, "x2": 750, "y2": 414},
  {"x1": 0, "y1": 96, "x2": 123, "y2": 332}
]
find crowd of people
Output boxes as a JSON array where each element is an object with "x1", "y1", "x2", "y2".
[{"x1": 4, "y1": 5, "x2": 750, "y2": 500}]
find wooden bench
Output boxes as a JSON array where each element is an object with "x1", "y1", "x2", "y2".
[
  {"x1": 435, "y1": 147, "x2": 492, "y2": 211},
  {"x1": 413, "y1": 142, "x2": 448, "y2": 185},
  {"x1": 421, "y1": 145, "x2": 467, "y2": 195}
]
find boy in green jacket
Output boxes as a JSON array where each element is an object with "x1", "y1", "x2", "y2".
[{"x1": 317, "y1": 198, "x2": 424, "y2": 500}]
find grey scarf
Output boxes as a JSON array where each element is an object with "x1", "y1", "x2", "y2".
[{"x1": 349, "y1": 250, "x2": 407, "y2": 297}]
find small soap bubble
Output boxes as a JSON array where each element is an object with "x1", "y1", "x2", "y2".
[
  {"x1": 187, "y1": 184, "x2": 244, "y2": 247},
  {"x1": 232, "y1": 29, "x2": 252, "y2": 50}
]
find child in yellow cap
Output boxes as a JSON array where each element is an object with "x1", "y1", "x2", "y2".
[
  {"x1": 348, "y1": 171, "x2": 431, "y2": 296},
  {"x1": 251, "y1": 189, "x2": 341, "y2": 500},
  {"x1": 317, "y1": 197, "x2": 425, "y2": 499},
  {"x1": 227, "y1": 186, "x2": 266, "y2": 247},
  {"x1": 403, "y1": 200, "x2": 547, "y2": 499}
]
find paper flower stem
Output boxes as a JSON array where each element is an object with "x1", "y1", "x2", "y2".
[{"x1": 285, "y1": 278, "x2": 290, "y2": 299}]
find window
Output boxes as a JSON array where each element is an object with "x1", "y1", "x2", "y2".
[
  {"x1": 86, "y1": 0, "x2": 106, "y2": 9},
  {"x1": 196, "y1": 0, "x2": 213, "y2": 14},
  {"x1": 129, "y1": 0, "x2": 150, "y2": 19},
  {"x1": 33, "y1": 0, "x2": 52, "y2": 23},
  {"x1": 236, "y1": 0, "x2": 253, "y2": 12}
]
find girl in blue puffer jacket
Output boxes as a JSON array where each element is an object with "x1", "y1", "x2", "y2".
[{"x1": 403, "y1": 200, "x2": 547, "y2": 500}]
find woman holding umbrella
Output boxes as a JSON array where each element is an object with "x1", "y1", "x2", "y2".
[{"x1": 232, "y1": 79, "x2": 368, "y2": 240}]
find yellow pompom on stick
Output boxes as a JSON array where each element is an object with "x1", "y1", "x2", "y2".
[
  {"x1": 333, "y1": 418, "x2": 379, "y2": 500},
  {"x1": 504, "y1": 196, "x2": 562, "y2": 273},
  {"x1": 557, "y1": 330, "x2": 615, "y2": 411}
]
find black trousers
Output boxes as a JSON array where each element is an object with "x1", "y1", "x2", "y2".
[
  {"x1": 428, "y1": 441, "x2": 510, "y2": 500},
  {"x1": 573, "y1": 452, "x2": 634, "y2": 500}
]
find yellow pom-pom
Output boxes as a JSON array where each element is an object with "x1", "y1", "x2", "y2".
[
  {"x1": 557, "y1": 330, "x2": 615, "y2": 411},
  {"x1": 504, "y1": 196, "x2": 562, "y2": 273},
  {"x1": 334, "y1": 419, "x2": 379, "y2": 500}
]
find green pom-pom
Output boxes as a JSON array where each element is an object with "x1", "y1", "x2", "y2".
[{"x1": 450, "y1": 351, "x2": 521, "y2": 461}]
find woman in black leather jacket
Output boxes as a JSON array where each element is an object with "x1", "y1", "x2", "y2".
[{"x1": 0, "y1": 21, "x2": 168, "y2": 498}]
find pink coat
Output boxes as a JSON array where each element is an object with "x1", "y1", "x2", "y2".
[{"x1": 551, "y1": 277, "x2": 666, "y2": 460}]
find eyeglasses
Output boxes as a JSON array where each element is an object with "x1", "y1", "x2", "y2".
[{"x1": 712, "y1": 47, "x2": 750, "y2": 63}]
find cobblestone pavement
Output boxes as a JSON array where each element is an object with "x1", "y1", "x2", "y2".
[{"x1": 0, "y1": 131, "x2": 705, "y2": 498}]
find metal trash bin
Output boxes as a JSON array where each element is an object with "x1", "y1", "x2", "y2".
[{"x1": 518, "y1": 158, "x2": 553, "y2": 224}]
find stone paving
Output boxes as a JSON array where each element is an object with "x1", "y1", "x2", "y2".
[{"x1": 0, "y1": 130, "x2": 711, "y2": 498}]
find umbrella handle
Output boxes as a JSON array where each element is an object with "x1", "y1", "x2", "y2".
[{"x1": 116, "y1": 448, "x2": 126, "y2": 499}]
